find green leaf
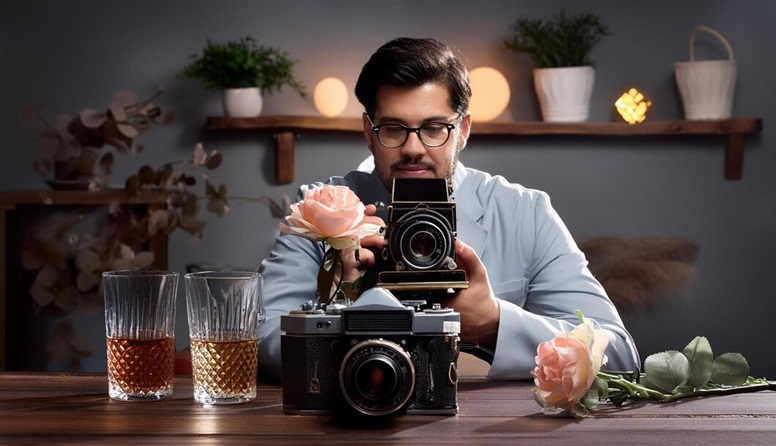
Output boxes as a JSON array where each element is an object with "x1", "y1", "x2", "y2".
[
  {"x1": 639, "y1": 373, "x2": 661, "y2": 392},
  {"x1": 711, "y1": 352, "x2": 749, "y2": 386},
  {"x1": 682, "y1": 336, "x2": 714, "y2": 388},
  {"x1": 321, "y1": 248, "x2": 337, "y2": 272},
  {"x1": 673, "y1": 385, "x2": 696, "y2": 394},
  {"x1": 580, "y1": 387, "x2": 600, "y2": 411},
  {"x1": 607, "y1": 389, "x2": 629, "y2": 406},
  {"x1": 316, "y1": 247, "x2": 340, "y2": 305},
  {"x1": 643, "y1": 350, "x2": 689, "y2": 393},
  {"x1": 592, "y1": 376, "x2": 608, "y2": 400},
  {"x1": 636, "y1": 373, "x2": 657, "y2": 390}
]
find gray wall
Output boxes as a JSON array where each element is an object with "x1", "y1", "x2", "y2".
[{"x1": 2, "y1": 0, "x2": 774, "y2": 377}]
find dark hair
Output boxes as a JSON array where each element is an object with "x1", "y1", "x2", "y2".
[{"x1": 355, "y1": 37, "x2": 471, "y2": 119}]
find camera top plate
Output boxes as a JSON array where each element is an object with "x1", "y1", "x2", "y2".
[{"x1": 391, "y1": 178, "x2": 451, "y2": 203}]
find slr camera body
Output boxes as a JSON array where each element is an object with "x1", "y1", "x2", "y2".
[
  {"x1": 375, "y1": 177, "x2": 468, "y2": 296},
  {"x1": 281, "y1": 287, "x2": 461, "y2": 416}
]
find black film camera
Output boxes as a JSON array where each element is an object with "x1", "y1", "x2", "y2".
[
  {"x1": 280, "y1": 287, "x2": 461, "y2": 416},
  {"x1": 375, "y1": 178, "x2": 468, "y2": 296}
]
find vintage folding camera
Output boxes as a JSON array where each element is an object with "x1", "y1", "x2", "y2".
[
  {"x1": 280, "y1": 287, "x2": 461, "y2": 417},
  {"x1": 375, "y1": 177, "x2": 468, "y2": 296}
]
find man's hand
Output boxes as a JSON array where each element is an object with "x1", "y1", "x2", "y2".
[
  {"x1": 341, "y1": 204, "x2": 386, "y2": 296},
  {"x1": 442, "y1": 240, "x2": 500, "y2": 346}
]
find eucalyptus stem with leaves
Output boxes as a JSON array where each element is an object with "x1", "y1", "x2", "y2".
[
  {"x1": 533, "y1": 313, "x2": 775, "y2": 418},
  {"x1": 590, "y1": 336, "x2": 774, "y2": 409}
]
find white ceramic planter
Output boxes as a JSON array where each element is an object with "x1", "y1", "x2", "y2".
[
  {"x1": 533, "y1": 66, "x2": 595, "y2": 122},
  {"x1": 222, "y1": 88, "x2": 263, "y2": 117}
]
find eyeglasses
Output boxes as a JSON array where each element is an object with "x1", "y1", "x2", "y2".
[{"x1": 368, "y1": 114, "x2": 461, "y2": 149}]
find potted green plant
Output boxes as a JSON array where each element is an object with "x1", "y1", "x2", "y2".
[
  {"x1": 505, "y1": 10, "x2": 610, "y2": 122},
  {"x1": 178, "y1": 36, "x2": 306, "y2": 117}
]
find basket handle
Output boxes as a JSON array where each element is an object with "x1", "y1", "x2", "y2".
[{"x1": 690, "y1": 26, "x2": 734, "y2": 62}]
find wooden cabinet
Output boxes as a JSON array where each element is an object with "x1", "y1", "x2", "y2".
[
  {"x1": 0, "y1": 190, "x2": 168, "y2": 371},
  {"x1": 207, "y1": 115, "x2": 762, "y2": 184}
]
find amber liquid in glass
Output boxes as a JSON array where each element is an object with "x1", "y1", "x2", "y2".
[
  {"x1": 190, "y1": 338, "x2": 258, "y2": 404},
  {"x1": 106, "y1": 336, "x2": 175, "y2": 400}
]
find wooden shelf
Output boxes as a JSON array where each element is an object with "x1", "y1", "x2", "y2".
[
  {"x1": 207, "y1": 116, "x2": 763, "y2": 183},
  {"x1": 207, "y1": 116, "x2": 363, "y2": 184}
]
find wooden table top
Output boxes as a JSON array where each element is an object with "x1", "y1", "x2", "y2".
[{"x1": 1, "y1": 372, "x2": 775, "y2": 445}]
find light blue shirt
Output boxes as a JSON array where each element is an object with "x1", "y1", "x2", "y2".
[{"x1": 258, "y1": 163, "x2": 640, "y2": 380}]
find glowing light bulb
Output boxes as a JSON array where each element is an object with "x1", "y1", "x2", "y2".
[
  {"x1": 469, "y1": 67, "x2": 511, "y2": 122},
  {"x1": 313, "y1": 77, "x2": 348, "y2": 117},
  {"x1": 615, "y1": 88, "x2": 652, "y2": 124}
]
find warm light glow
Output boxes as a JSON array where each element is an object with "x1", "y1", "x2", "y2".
[
  {"x1": 615, "y1": 88, "x2": 652, "y2": 124},
  {"x1": 313, "y1": 77, "x2": 348, "y2": 117},
  {"x1": 469, "y1": 67, "x2": 511, "y2": 122}
]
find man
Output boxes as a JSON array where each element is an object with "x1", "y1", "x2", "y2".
[{"x1": 258, "y1": 37, "x2": 640, "y2": 380}]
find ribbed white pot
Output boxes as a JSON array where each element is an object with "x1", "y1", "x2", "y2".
[
  {"x1": 674, "y1": 26, "x2": 736, "y2": 120},
  {"x1": 533, "y1": 66, "x2": 595, "y2": 122},
  {"x1": 222, "y1": 88, "x2": 263, "y2": 117},
  {"x1": 675, "y1": 61, "x2": 735, "y2": 120}
]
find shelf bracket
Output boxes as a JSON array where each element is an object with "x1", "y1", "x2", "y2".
[
  {"x1": 724, "y1": 133, "x2": 744, "y2": 180},
  {"x1": 274, "y1": 131, "x2": 295, "y2": 185}
]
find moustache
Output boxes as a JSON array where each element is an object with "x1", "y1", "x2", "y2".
[{"x1": 392, "y1": 161, "x2": 436, "y2": 171}]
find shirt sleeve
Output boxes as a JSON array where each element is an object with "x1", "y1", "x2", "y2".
[
  {"x1": 257, "y1": 232, "x2": 323, "y2": 379},
  {"x1": 487, "y1": 192, "x2": 641, "y2": 380}
]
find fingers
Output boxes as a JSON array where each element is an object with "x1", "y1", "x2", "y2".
[
  {"x1": 364, "y1": 204, "x2": 386, "y2": 222},
  {"x1": 360, "y1": 233, "x2": 386, "y2": 250},
  {"x1": 448, "y1": 239, "x2": 500, "y2": 345},
  {"x1": 363, "y1": 214, "x2": 386, "y2": 228},
  {"x1": 454, "y1": 239, "x2": 488, "y2": 281},
  {"x1": 341, "y1": 248, "x2": 363, "y2": 284},
  {"x1": 341, "y1": 246, "x2": 376, "y2": 285},
  {"x1": 344, "y1": 246, "x2": 376, "y2": 270}
]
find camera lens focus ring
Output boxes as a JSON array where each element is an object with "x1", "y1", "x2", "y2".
[
  {"x1": 391, "y1": 210, "x2": 453, "y2": 270},
  {"x1": 339, "y1": 339, "x2": 415, "y2": 416}
]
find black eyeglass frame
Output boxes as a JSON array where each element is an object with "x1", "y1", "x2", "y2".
[{"x1": 368, "y1": 114, "x2": 462, "y2": 149}]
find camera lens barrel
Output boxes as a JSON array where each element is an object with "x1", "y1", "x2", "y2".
[
  {"x1": 391, "y1": 210, "x2": 454, "y2": 270},
  {"x1": 339, "y1": 339, "x2": 415, "y2": 416}
]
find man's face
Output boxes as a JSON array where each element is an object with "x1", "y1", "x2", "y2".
[{"x1": 362, "y1": 83, "x2": 471, "y2": 190}]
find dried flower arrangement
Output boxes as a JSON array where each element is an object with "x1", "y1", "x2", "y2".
[
  {"x1": 26, "y1": 89, "x2": 174, "y2": 190},
  {"x1": 18, "y1": 88, "x2": 264, "y2": 370}
]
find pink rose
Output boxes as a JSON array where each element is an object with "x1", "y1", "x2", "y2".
[
  {"x1": 280, "y1": 185, "x2": 383, "y2": 250},
  {"x1": 532, "y1": 316, "x2": 609, "y2": 415}
]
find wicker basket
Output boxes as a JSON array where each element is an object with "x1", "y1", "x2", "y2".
[{"x1": 675, "y1": 26, "x2": 736, "y2": 120}]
